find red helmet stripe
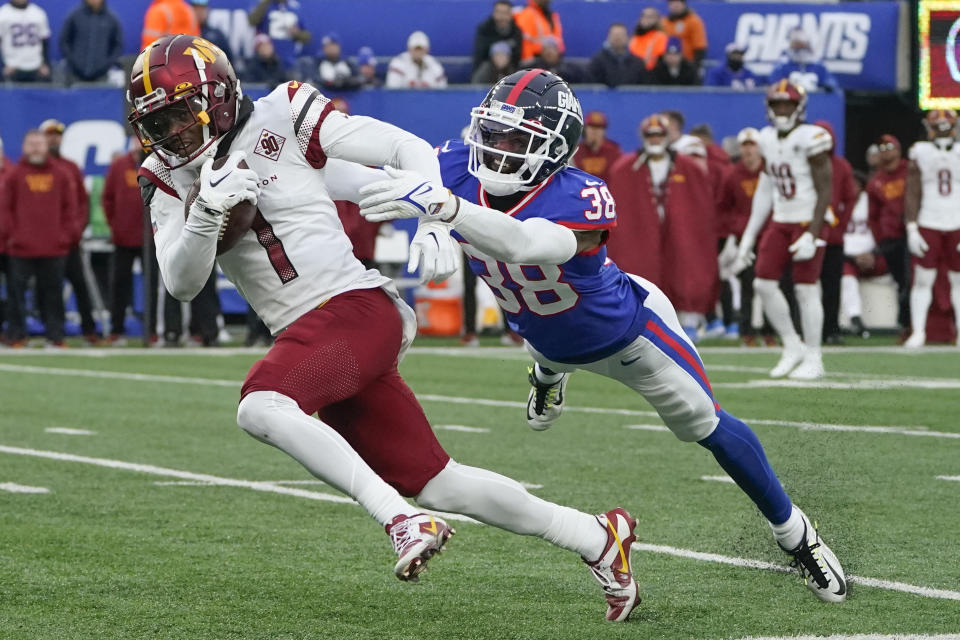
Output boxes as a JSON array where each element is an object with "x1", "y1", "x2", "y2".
[{"x1": 504, "y1": 68, "x2": 544, "y2": 106}]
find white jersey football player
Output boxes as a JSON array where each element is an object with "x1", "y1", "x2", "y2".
[
  {"x1": 903, "y1": 109, "x2": 960, "y2": 347},
  {"x1": 734, "y1": 80, "x2": 834, "y2": 379},
  {"x1": 128, "y1": 35, "x2": 640, "y2": 620}
]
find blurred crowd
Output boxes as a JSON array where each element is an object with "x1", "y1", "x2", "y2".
[
  {"x1": 0, "y1": 0, "x2": 953, "y2": 348},
  {"x1": 461, "y1": 105, "x2": 948, "y2": 347},
  {"x1": 0, "y1": 0, "x2": 840, "y2": 92}
]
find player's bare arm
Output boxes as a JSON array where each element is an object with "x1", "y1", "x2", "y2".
[
  {"x1": 904, "y1": 159, "x2": 922, "y2": 224},
  {"x1": 807, "y1": 150, "x2": 832, "y2": 238}
]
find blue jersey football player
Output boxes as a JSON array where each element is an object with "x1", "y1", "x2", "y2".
[{"x1": 359, "y1": 69, "x2": 846, "y2": 603}]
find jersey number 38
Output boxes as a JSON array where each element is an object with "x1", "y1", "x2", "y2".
[{"x1": 462, "y1": 246, "x2": 579, "y2": 316}]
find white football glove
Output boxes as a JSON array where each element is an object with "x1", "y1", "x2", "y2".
[
  {"x1": 718, "y1": 234, "x2": 739, "y2": 280},
  {"x1": 732, "y1": 234, "x2": 756, "y2": 275},
  {"x1": 358, "y1": 166, "x2": 454, "y2": 222},
  {"x1": 788, "y1": 231, "x2": 819, "y2": 262},
  {"x1": 408, "y1": 220, "x2": 459, "y2": 284},
  {"x1": 906, "y1": 222, "x2": 929, "y2": 257},
  {"x1": 195, "y1": 151, "x2": 260, "y2": 213}
]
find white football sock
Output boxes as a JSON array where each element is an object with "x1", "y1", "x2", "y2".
[
  {"x1": 949, "y1": 271, "x2": 960, "y2": 338},
  {"x1": 840, "y1": 274, "x2": 861, "y2": 320},
  {"x1": 769, "y1": 505, "x2": 805, "y2": 550},
  {"x1": 754, "y1": 278, "x2": 801, "y2": 348},
  {"x1": 910, "y1": 266, "x2": 936, "y2": 336},
  {"x1": 236, "y1": 391, "x2": 418, "y2": 526},
  {"x1": 534, "y1": 362, "x2": 565, "y2": 385},
  {"x1": 795, "y1": 283, "x2": 824, "y2": 352},
  {"x1": 416, "y1": 460, "x2": 608, "y2": 560}
]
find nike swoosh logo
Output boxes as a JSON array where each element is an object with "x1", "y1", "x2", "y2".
[
  {"x1": 440, "y1": 140, "x2": 452, "y2": 153},
  {"x1": 584, "y1": 179, "x2": 603, "y2": 186},
  {"x1": 620, "y1": 355, "x2": 642, "y2": 366},
  {"x1": 824, "y1": 558, "x2": 846, "y2": 596},
  {"x1": 209, "y1": 171, "x2": 233, "y2": 188}
]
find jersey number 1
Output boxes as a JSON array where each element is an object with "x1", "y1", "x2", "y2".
[{"x1": 252, "y1": 212, "x2": 299, "y2": 284}]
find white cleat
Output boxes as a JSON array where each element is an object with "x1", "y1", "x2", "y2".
[
  {"x1": 788, "y1": 352, "x2": 825, "y2": 380},
  {"x1": 770, "y1": 343, "x2": 806, "y2": 378},
  {"x1": 584, "y1": 508, "x2": 641, "y2": 622},
  {"x1": 526, "y1": 367, "x2": 568, "y2": 431},
  {"x1": 903, "y1": 331, "x2": 926, "y2": 348},
  {"x1": 386, "y1": 513, "x2": 455, "y2": 582},
  {"x1": 779, "y1": 509, "x2": 847, "y2": 603}
]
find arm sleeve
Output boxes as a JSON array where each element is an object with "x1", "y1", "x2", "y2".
[
  {"x1": 449, "y1": 196, "x2": 577, "y2": 265},
  {"x1": 318, "y1": 110, "x2": 442, "y2": 183},
  {"x1": 146, "y1": 185, "x2": 219, "y2": 301},
  {"x1": 742, "y1": 170, "x2": 773, "y2": 244},
  {"x1": 323, "y1": 159, "x2": 387, "y2": 202}
]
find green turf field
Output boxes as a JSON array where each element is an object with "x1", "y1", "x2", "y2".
[{"x1": 1, "y1": 342, "x2": 958, "y2": 640}]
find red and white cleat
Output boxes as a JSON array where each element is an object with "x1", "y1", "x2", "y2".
[
  {"x1": 584, "y1": 507, "x2": 641, "y2": 622},
  {"x1": 386, "y1": 513, "x2": 455, "y2": 582}
]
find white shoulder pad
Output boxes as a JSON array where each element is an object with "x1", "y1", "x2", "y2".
[
  {"x1": 802, "y1": 124, "x2": 832, "y2": 157},
  {"x1": 908, "y1": 141, "x2": 930, "y2": 163},
  {"x1": 285, "y1": 81, "x2": 335, "y2": 167}
]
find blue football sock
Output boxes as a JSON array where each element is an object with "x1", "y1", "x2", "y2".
[{"x1": 698, "y1": 410, "x2": 792, "y2": 524}]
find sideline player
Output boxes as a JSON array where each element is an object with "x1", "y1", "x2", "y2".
[
  {"x1": 903, "y1": 110, "x2": 960, "y2": 347},
  {"x1": 358, "y1": 69, "x2": 847, "y2": 603},
  {"x1": 734, "y1": 81, "x2": 834, "y2": 379},
  {"x1": 129, "y1": 35, "x2": 638, "y2": 621}
]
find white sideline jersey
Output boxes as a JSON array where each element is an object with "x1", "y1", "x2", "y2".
[
  {"x1": 143, "y1": 82, "x2": 415, "y2": 335},
  {"x1": 0, "y1": 3, "x2": 50, "y2": 72},
  {"x1": 908, "y1": 141, "x2": 960, "y2": 231},
  {"x1": 757, "y1": 124, "x2": 832, "y2": 224},
  {"x1": 843, "y1": 191, "x2": 874, "y2": 256}
]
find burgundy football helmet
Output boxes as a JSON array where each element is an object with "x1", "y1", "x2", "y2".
[
  {"x1": 127, "y1": 34, "x2": 241, "y2": 168},
  {"x1": 766, "y1": 80, "x2": 807, "y2": 133}
]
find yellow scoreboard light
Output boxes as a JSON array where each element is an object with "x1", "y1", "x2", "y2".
[{"x1": 919, "y1": 0, "x2": 960, "y2": 109}]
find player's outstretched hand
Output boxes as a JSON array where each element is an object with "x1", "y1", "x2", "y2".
[
  {"x1": 196, "y1": 151, "x2": 260, "y2": 213},
  {"x1": 906, "y1": 222, "x2": 929, "y2": 258},
  {"x1": 409, "y1": 220, "x2": 458, "y2": 284},
  {"x1": 732, "y1": 236, "x2": 755, "y2": 274},
  {"x1": 359, "y1": 166, "x2": 452, "y2": 222},
  {"x1": 788, "y1": 231, "x2": 819, "y2": 262}
]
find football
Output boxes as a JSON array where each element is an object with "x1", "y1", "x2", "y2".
[{"x1": 183, "y1": 156, "x2": 259, "y2": 255}]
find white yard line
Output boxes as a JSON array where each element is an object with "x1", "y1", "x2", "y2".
[
  {"x1": 0, "y1": 363, "x2": 955, "y2": 440},
  {"x1": 716, "y1": 379, "x2": 960, "y2": 391},
  {"x1": 636, "y1": 542, "x2": 960, "y2": 602},
  {"x1": 45, "y1": 427, "x2": 96, "y2": 436},
  {"x1": 435, "y1": 424, "x2": 491, "y2": 433},
  {"x1": 0, "y1": 482, "x2": 50, "y2": 494},
  {"x1": 0, "y1": 363, "x2": 238, "y2": 387},
  {"x1": 625, "y1": 424, "x2": 670, "y2": 432},
  {"x1": 1, "y1": 443, "x2": 957, "y2": 602},
  {"x1": 0, "y1": 444, "x2": 477, "y2": 524},
  {"x1": 936, "y1": 476, "x2": 960, "y2": 482},
  {"x1": 701, "y1": 475, "x2": 735, "y2": 484}
]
